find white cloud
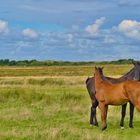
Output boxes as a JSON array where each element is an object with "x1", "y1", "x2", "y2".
[
  {"x1": 118, "y1": 19, "x2": 140, "y2": 40},
  {"x1": 85, "y1": 17, "x2": 105, "y2": 36},
  {"x1": 104, "y1": 36, "x2": 116, "y2": 44},
  {"x1": 0, "y1": 20, "x2": 9, "y2": 34},
  {"x1": 22, "y1": 28, "x2": 38, "y2": 38},
  {"x1": 118, "y1": 0, "x2": 140, "y2": 6}
]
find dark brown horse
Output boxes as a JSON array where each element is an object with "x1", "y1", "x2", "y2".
[
  {"x1": 94, "y1": 67, "x2": 140, "y2": 130},
  {"x1": 86, "y1": 61, "x2": 140, "y2": 128}
]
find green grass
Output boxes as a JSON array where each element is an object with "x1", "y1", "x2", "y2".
[
  {"x1": 0, "y1": 64, "x2": 133, "y2": 76},
  {"x1": 0, "y1": 65, "x2": 140, "y2": 140}
]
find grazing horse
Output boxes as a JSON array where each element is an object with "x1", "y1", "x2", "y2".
[
  {"x1": 86, "y1": 61, "x2": 140, "y2": 128},
  {"x1": 94, "y1": 67, "x2": 140, "y2": 130}
]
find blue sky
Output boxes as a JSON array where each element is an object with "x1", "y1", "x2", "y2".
[{"x1": 0, "y1": 0, "x2": 140, "y2": 61}]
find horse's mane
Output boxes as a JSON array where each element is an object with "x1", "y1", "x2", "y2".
[
  {"x1": 121, "y1": 68, "x2": 135, "y2": 79},
  {"x1": 102, "y1": 67, "x2": 135, "y2": 81}
]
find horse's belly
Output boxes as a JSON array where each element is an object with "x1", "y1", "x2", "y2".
[
  {"x1": 104, "y1": 91, "x2": 128, "y2": 105},
  {"x1": 106, "y1": 98, "x2": 128, "y2": 105}
]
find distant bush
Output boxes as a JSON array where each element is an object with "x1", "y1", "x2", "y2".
[{"x1": 0, "y1": 58, "x2": 135, "y2": 66}]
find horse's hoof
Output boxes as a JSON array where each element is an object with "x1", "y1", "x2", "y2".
[
  {"x1": 90, "y1": 122, "x2": 99, "y2": 127},
  {"x1": 102, "y1": 126, "x2": 107, "y2": 131},
  {"x1": 95, "y1": 124, "x2": 98, "y2": 127},
  {"x1": 129, "y1": 125, "x2": 134, "y2": 128},
  {"x1": 121, "y1": 126, "x2": 124, "y2": 129},
  {"x1": 94, "y1": 122, "x2": 99, "y2": 127}
]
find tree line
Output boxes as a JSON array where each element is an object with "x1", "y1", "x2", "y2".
[{"x1": 0, "y1": 59, "x2": 135, "y2": 66}]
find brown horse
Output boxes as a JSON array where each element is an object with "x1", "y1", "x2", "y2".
[
  {"x1": 94, "y1": 67, "x2": 140, "y2": 130},
  {"x1": 86, "y1": 61, "x2": 140, "y2": 128}
]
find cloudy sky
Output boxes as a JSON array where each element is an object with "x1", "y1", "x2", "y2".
[{"x1": 1, "y1": 0, "x2": 140, "y2": 61}]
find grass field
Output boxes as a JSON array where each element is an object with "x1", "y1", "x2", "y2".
[
  {"x1": 0, "y1": 64, "x2": 133, "y2": 76},
  {"x1": 0, "y1": 64, "x2": 140, "y2": 140}
]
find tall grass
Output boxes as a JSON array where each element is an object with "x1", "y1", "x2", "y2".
[{"x1": 28, "y1": 78, "x2": 65, "y2": 86}]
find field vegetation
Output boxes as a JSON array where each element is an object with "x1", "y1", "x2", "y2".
[
  {"x1": 0, "y1": 64, "x2": 140, "y2": 140},
  {"x1": 0, "y1": 64, "x2": 133, "y2": 77}
]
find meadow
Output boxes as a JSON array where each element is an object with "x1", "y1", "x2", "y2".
[{"x1": 0, "y1": 64, "x2": 140, "y2": 140}]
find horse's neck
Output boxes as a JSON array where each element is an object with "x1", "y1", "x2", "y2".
[
  {"x1": 95, "y1": 70, "x2": 103, "y2": 89},
  {"x1": 119, "y1": 68, "x2": 134, "y2": 81}
]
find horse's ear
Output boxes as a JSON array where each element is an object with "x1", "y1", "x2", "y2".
[
  {"x1": 101, "y1": 67, "x2": 104, "y2": 70},
  {"x1": 95, "y1": 66, "x2": 97, "y2": 70}
]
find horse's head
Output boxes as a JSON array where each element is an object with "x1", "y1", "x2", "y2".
[
  {"x1": 95, "y1": 66, "x2": 104, "y2": 79},
  {"x1": 133, "y1": 61, "x2": 140, "y2": 81},
  {"x1": 98, "y1": 67, "x2": 104, "y2": 75}
]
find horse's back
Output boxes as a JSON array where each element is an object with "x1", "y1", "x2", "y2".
[{"x1": 105, "y1": 76, "x2": 122, "y2": 84}]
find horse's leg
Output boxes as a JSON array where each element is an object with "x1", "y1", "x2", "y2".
[
  {"x1": 90, "y1": 106, "x2": 94, "y2": 125},
  {"x1": 99, "y1": 102, "x2": 108, "y2": 131},
  {"x1": 90, "y1": 99, "x2": 98, "y2": 126},
  {"x1": 129, "y1": 102, "x2": 134, "y2": 128},
  {"x1": 120, "y1": 103, "x2": 127, "y2": 128},
  {"x1": 92, "y1": 99, "x2": 99, "y2": 126}
]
